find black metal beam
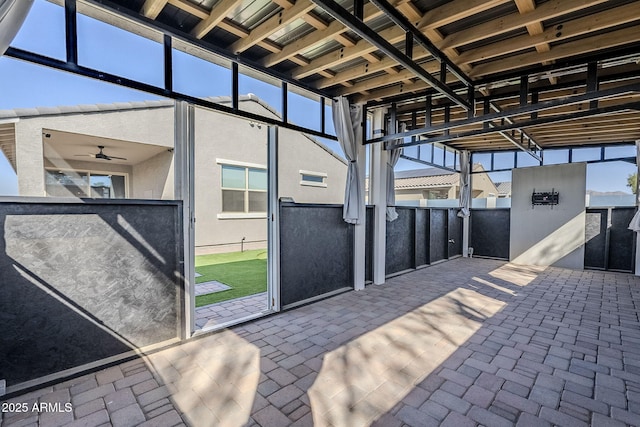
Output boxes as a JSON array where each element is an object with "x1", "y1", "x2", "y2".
[
  {"x1": 4, "y1": 47, "x2": 339, "y2": 142},
  {"x1": 405, "y1": 32, "x2": 413, "y2": 59},
  {"x1": 587, "y1": 61, "x2": 599, "y2": 109},
  {"x1": 520, "y1": 75, "x2": 528, "y2": 107},
  {"x1": 321, "y1": 96, "x2": 326, "y2": 134},
  {"x1": 485, "y1": 119, "x2": 542, "y2": 161},
  {"x1": 81, "y1": 0, "x2": 333, "y2": 101},
  {"x1": 487, "y1": 102, "x2": 541, "y2": 152},
  {"x1": 232, "y1": 62, "x2": 239, "y2": 111},
  {"x1": 368, "y1": 82, "x2": 640, "y2": 144},
  {"x1": 354, "y1": 0, "x2": 363, "y2": 20},
  {"x1": 399, "y1": 154, "x2": 458, "y2": 173},
  {"x1": 473, "y1": 43, "x2": 640, "y2": 88},
  {"x1": 370, "y1": 65, "x2": 640, "y2": 113},
  {"x1": 471, "y1": 154, "x2": 636, "y2": 173},
  {"x1": 163, "y1": 34, "x2": 172, "y2": 93},
  {"x1": 282, "y1": 82, "x2": 288, "y2": 123},
  {"x1": 308, "y1": 0, "x2": 470, "y2": 110},
  {"x1": 64, "y1": 0, "x2": 77, "y2": 65},
  {"x1": 387, "y1": 100, "x2": 640, "y2": 150},
  {"x1": 368, "y1": 0, "x2": 472, "y2": 87}
]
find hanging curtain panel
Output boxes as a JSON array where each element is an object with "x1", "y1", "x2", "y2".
[
  {"x1": 332, "y1": 96, "x2": 363, "y2": 224},
  {"x1": 0, "y1": 0, "x2": 34, "y2": 56},
  {"x1": 458, "y1": 150, "x2": 470, "y2": 218},
  {"x1": 386, "y1": 123, "x2": 405, "y2": 222}
]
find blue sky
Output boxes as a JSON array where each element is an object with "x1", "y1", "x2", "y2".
[{"x1": 0, "y1": 0, "x2": 636, "y2": 196}]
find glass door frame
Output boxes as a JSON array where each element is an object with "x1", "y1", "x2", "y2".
[{"x1": 176, "y1": 101, "x2": 280, "y2": 338}]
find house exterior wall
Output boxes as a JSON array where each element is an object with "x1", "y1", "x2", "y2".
[
  {"x1": 472, "y1": 172, "x2": 499, "y2": 197},
  {"x1": 278, "y1": 127, "x2": 347, "y2": 205},
  {"x1": 132, "y1": 151, "x2": 174, "y2": 199},
  {"x1": 12, "y1": 99, "x2": 347, "y2": 253},
  {"x1": 192, "y1": 102, "x2": 347, "y2": 253},
  {"x1": 15, "y1": 106, "x2": 174, "y2": 197},
  {"x1": 193, "y1": 105, "x2": 269, "y2": 252}
]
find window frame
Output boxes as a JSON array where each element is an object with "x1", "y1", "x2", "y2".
[
  {"x1": 44, "y1": 167, "x2": 129, "y2": 199},
  {"x1": 299, "y1": 169, "x2": 327, "y2": 188},
  {"x1": 217, "y1": 159, "x2": 268, "y2": 219}
]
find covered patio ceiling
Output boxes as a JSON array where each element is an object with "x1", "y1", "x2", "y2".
[{"x1": 57, "y1": 0, "x2": 640, "y2": 152}]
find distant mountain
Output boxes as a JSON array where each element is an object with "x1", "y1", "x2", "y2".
[{"x1": 587, "y1": 190, "x2": 632, "y2": 196}]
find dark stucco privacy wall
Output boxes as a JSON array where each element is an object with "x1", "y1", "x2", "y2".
[
  {"x1": 0, "y1": 199, "x2": 184, "y2": 388},
  {"x1": 470, "y1": 209, "x2": 511, "y2": 259},
  {"x1": 585, "y1": 207, "x2": 636, "y2": 272},
  {"x1": 280, "y1": 203, "x2": 353, "y2": 308},
  {"x1": 281, "y1": 205, "x2": 462, "y2": 302}
]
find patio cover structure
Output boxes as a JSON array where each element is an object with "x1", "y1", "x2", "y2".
[{"x1": 4, "y1": 0, "x2": 639, "y2": 150}]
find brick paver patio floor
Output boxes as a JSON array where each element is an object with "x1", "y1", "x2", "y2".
[
  {"x1": 3, "y1": 258, "x2": 640, "y2": 426},
  {"x1": 195, "y1": 292, "x2": 268, "y2": 329}
]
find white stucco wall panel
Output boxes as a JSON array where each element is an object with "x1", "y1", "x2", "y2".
[
  {"x1": 278, "y1": 127, "x2": 347, "y2": 205},
  {"x1": 132, "y1": 151, "x2": 174, "y2": 199},
  {"x1": 192, "y1": 106, "x2": 269, "y2": 249},
  {"x1": 510, "y1": 163, "x2": 586, "y2": 269}
]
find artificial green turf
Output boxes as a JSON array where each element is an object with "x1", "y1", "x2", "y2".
[{"x1": 195, "y1": 249, "x2": 267, "y2": 307}]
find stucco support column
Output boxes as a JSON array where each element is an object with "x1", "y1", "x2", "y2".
[
  {"x1": 371, "y1": 107, "x2": 387, "y2": 285},
  {"x1": 15, "y1": 121, "x2": 46, "y2": 196}
]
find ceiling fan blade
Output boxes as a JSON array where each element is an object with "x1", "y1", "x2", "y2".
[
  {"x1": 108, "y1": 156, "x2": 128, "y2": 160},
  {"x1": 73, "y1": 154, "x2": 96, "y2": 158}
]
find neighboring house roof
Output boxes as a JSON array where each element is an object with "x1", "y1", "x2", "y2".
[
  {"x1": 495, "y1": 182, "x2": 512, "y2": 195},
  {"x1": 395, "y1": 172, "x2": 458, "y2": 190},
  {"x1": 394, "y1": 164, "x2": 487, "y2": 190},
  {"x1": 0, "y1": 94, "x2": 347, "y2": 167},
  {"x1": 0, "y1": 100, "x2": 174, "y2": 119}
]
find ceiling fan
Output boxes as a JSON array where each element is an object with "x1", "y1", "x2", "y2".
[{"x1": 75, "y1": 146, "x2": 127, "y2": 161}]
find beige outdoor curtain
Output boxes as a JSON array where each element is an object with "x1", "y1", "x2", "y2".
[
  {"x1": 386, "y1": 123, "x2": 405, "y2": 222},
  {"x1": 0, "y1": 0, "x2": 34, "y2": 56},
  {"x1": 332, "y1": 96, "x2": 363, "y2": 224},
  {"x1": 458, "y1": 150, "x2": 471, "y2": 218}
]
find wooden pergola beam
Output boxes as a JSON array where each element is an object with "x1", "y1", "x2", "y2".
[
  {"x1": 440, "y1": 0, "x2": 608, "y2": 50},
  {"x1": 140, "y1": 0, "x2": 168, "y2": 19},
  {"x1": 292, "y1": 0, "x2": 502, "y2": 81},
  {"x1": 262, "y1": 3, "x2": 383, "y2": 68},
  {"x1": 229, "y1": 0, "x2": 317, "y2": 54},
  {"x1": 191, "y1": 0, "x2": 243, "y2": 39},
  {"x1": 417, "y1": 0, "x2": 511, "y2": 29},
  {"x1": 469, "y1": 26, "x2": 640, "y2": 78},
  {"x1": 457, "y1": 2, "x2": 640, "y2": 65}
]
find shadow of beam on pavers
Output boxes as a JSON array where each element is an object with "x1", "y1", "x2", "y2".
[
  {"x1": 309, "y1": 288, "x2": 506, "y2": 427},
  {"x1": 146, "y1": 329, "x2": 261, "y2": 426}
]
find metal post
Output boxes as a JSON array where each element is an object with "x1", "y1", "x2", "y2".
[
  {"x1": 461, "y1": 150, "x2": 471, "y2": 257},
  {"x1": 267, "y1": 126, "x2": 281, "y2": 309},
  {"x1": 371, "y1": 107, "x2": 387, "y2": 284},
  {"x1": 354, "y1": 129, "x2": 367, "y2": 291},
  {"x1": 174, "y1": 101, "x2": 195, "y2": 338}
]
